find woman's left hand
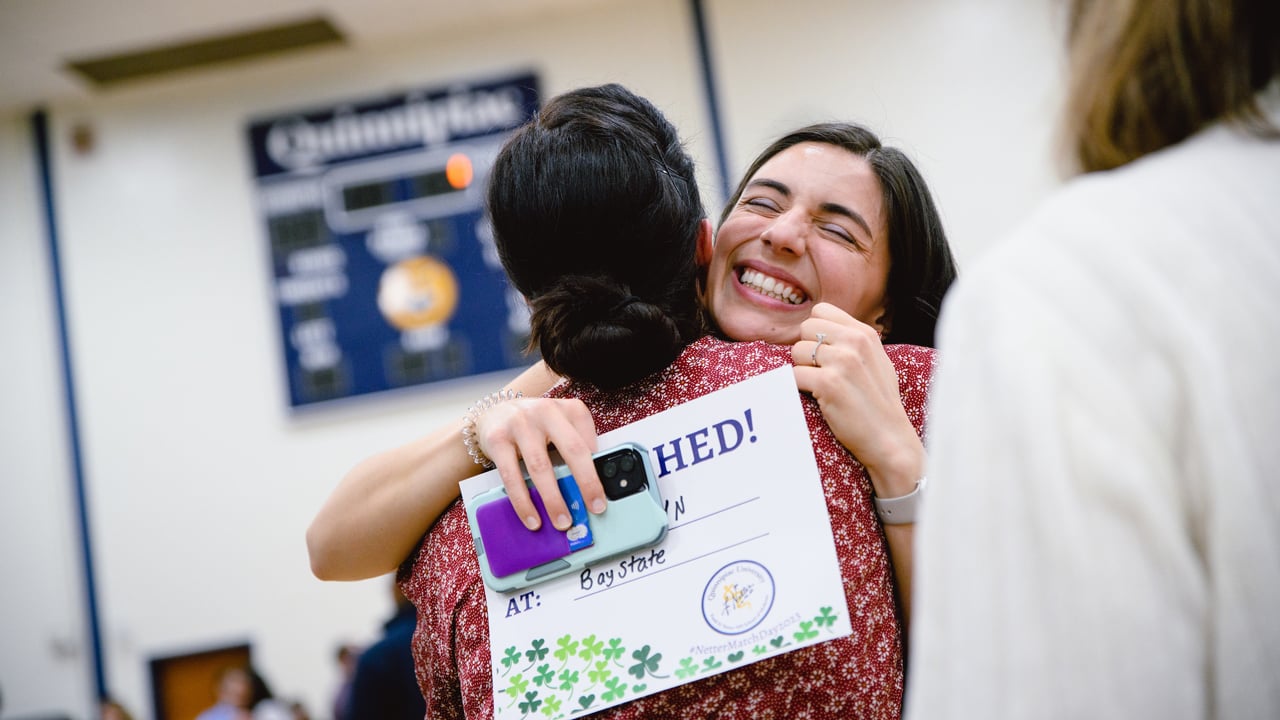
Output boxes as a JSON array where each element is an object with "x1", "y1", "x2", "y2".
[{"x1": 791, "y1": 302, "x2": 924, "y2": 498}]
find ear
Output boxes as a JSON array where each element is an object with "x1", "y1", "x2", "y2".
[
  {"x1": 695, "y1": 218, "x2": 714, "y2": 268},
  {"x1": 873, "y1": 304, "x2": 893, "y2": 340}
]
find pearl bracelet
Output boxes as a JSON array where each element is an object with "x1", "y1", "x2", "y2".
[
  {"x1": 461, "y1": 389, "x2": 522, "y2": 468},
  {"x1": 873, "y1": 476, "x2": 927, "y2": 525}
]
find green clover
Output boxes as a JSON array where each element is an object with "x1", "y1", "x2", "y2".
[
  {"x1": 602, "y1": 637, "x2": 626, "y2": 663},
  {"x1": 532, "y1": 663, "x2": 555, "y2": 687},
  {"x1": 675, "y1": 657, "x2": 699, "y2": 679},
  {"x1": 578, "y1": 634, "x2": 604, "y2": 662},
  {"x1": 501, "y1": 646, "x2": 522, "y2": 671},
  {"x1": 727, "y1": 651, "x2": 745, "y2": 663},
  {"x1": 814, "y1": 606, "x2": 838, "y2": 629},
  {"x1": 553, "y1": 634, "x2": 579, "y2": 664},
  {"x1": 702, "y1": 656, "x2": 723, "y2": 671},
  {"x1": 540, "y1": 695, "x2": 562, "y2": 717},
  {"x1": 632, "y1": 683, "x2": 647, "y2": 693},
  {"x1": 525, "y1": 638, "x2": 550, "y2": 664},
  {"x1": 793, "y1": 620, "x2": 819, "y2": 642},
  {"x1": 557, "y1": 669, "x2": 580, "y2": 691},
  {"x1": 627, "y1": 644, "x2": 663, "y2": 679},
  {"x1": 505, "y1": 674, "x2": 529, "y2": 700},
  {"x1": 588, "y1": 660, "x2": 613, "y2": 685},
  {"x1": 577, "y1": 694, "x2": 596, "y2": 710},
  {"x1": 770, "y1": 636, "x2": 790, "y2": 649},
  {"x1": 752, "y1": 645, "x2": 769, "y2": 656},
  {"x1": 518, "y1": 690, "x2": 542, "y2": 715},
  {"x1": 601, "y1": 676, "x2": 627, "y2": 702}
]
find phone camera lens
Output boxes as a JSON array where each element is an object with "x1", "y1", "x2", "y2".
[
  {"x1": 602, "y1": 461, "x2": 618, "y2": 478},
  {"x1": 619, "y1": 454, "x2": 636, "y2": 472}
]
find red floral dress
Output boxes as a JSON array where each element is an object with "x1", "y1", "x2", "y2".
[{"x1": 401, "y1": 336, "x2": 934, "y2": 719}]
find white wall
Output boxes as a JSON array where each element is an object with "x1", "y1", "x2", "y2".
[
  {"x1": 0, "y1": 1, "x2": 1066, "y2": 717},
  {"x1": 708, "y1": 0, "x2": 1065, "y2": 264},
  {"x1": 0, "y1": 115, "x2": 97, "y2": 718}
]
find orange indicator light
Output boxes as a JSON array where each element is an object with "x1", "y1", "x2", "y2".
[{"x1": 445, "y1": 153, "x2": 474, "y2": 190}]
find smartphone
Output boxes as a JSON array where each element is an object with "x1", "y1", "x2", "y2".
[{"x1": 465, "y1": 442, "x2": 667, "y2": 593}]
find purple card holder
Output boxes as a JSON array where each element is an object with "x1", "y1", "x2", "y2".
[{"x1": 476, "y1": 485, "x2": 580, "y2": 578}]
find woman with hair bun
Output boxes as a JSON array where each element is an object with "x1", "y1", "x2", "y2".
[
  {"x1": 309, "y1": 118, "x2": 958, "y2": 629},
  {"x1": 400, "y1": 83, "x2": 926, "y2": 718}
]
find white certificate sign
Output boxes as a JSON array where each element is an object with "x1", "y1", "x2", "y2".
[{"x1": 460, "y1": 366, "x2": 852, "y2": 718}]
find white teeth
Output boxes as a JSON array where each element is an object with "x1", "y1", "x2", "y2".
[{"x1": 740, "y1": 269, "x2": 804, "y2": 305}]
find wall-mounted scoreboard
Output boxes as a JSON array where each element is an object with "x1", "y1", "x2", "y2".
[{"x1": 246, "y1": 72, "x2": 540, "y2": 408}]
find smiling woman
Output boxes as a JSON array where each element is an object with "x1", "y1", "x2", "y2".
[
  {"x1": 395, "y1": 83, "x2": 929, "y2": 719},
  {"x1": 308, "y1": 117, "x2": 956, "y2": 565},
  {"x1": 703, "y1": 123, "x2": 954, "y2": 349},
  {"x1": 703, "y1": 142, "x2": 892, "y2": 345},
  {"x1": 307, "y1": 119, "x2": 957, "y2": 660}
]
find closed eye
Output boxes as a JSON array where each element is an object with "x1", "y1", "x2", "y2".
[
  {"x1": 819, "y1": 201, "x2": 872, "y2": 241},
  {"x1": 743, "y1": 196, "x2": 782, "y2": 213},
  {"x1": 820, "y1": 223, "x2": 856, "y2": 245},
  {"x1": 738, "y1": 178, "x2": 790, "y2": 216}
]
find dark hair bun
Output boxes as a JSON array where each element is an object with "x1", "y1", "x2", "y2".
[{"x1": 530, "y1": 275, "x2": 684, "y2": 390}]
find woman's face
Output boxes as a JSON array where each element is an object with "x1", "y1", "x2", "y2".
[
  {"x1": 704, "y1": 142, "x2": 891, "y2": 345},
  {"x1": 218, "y1": 668, "x2": 253, "y2": 707}
]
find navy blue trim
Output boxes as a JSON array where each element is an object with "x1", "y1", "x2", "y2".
[
  {"x1": 32, "y1": 109, "x2": 107, "y2": 700},
  {"x1": 690, "y1": 0, "x2": 732, "y2": 202}
]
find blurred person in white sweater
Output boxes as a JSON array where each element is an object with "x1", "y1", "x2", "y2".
[{"x1": 907, "y1": 0, "x2": 1280, "y2": 718}]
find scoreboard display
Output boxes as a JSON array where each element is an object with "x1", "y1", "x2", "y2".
[{"x1": 246, "y1": 73, "x2": 540, "y2": 408}]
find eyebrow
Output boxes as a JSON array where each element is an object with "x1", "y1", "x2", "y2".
[{"x1": 745, "y1": 178, "x2": 874, "y2": 238}]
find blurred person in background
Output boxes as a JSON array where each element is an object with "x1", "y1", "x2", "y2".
[
  {"x1": 196, "y1": 665, "x2": 254, "y2": 720},
  {"x1": 287, "y1": 700, "x2": 311, "y2": 720},
  {"x1": 331, "y1": 642, "x2": 361, "y2": 720},
  {"x1": 196, "y1": 664, "x2": 292, "y2": 720},
  {"x1": 99, "y1": 697, "x2": 135, "y2": 720},
  {"x1": 344, "y1": 577, "x2": 424, "y2": 719},
  {"x1": 907, "y1": 0, "x2": 1280, "y2": 718}
]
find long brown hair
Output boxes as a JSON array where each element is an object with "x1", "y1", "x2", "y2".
[
  {"x1": 1064, "y1": 0, "x2": 1280, "y2": 173},
  {"x1": 717, "y1": 123, "x2": 957, "y2": 348}
]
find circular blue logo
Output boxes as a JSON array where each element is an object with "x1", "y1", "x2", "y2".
[{"x1": 701, "y1": 560, "x2": 776, "y2": 635}]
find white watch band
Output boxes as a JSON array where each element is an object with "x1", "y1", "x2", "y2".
[{"x1": 874, "y1": 476, "x2": 927, "y2": 525}]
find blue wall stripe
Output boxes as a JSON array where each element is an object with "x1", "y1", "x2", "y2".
[
  {"x1": 32, "y1": 109, "x2": 107, "y2": 700},
  {"x1": 690, "y1": 0, "x2": 733, "y2": 203}
]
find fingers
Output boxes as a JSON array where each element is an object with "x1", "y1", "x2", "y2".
[
  {"x1": 517, "y1": 422, "x2": 570, "y2": 529},
  {"x1": 794, "y1": 305, "x2": 884, "y2": 364},
  {"x1": 791, "y1": 362, "x2": 821, "y2": 395},
  {"x1": 791, "y1": 304, "x2": 915, "y2": 475},
  {"x1": 808, "y1": 301, "x2": 852, "y2": 323},
  {"x1": 477, "y1": 398, "x2": 603, "y2": 531},
  {"x1": 486, "y1": 427, "x2": 545, "y2": 531},
  {"x1": 792, "y1": 304, "x2": 889, "y2": 400},
  {"x1": 522, "y1": 400, "x2": 605, "y2": 529},
  {"x1": 792, "y1": 328, "x2": 835, "y2": 369},
  {"x1": 556, "y1": 401, "x2": 608, "y2": 517}
]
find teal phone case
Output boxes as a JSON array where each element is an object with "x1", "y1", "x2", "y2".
[{"x1": 466, "y1": 442, "x2": 668, "y2": 594}]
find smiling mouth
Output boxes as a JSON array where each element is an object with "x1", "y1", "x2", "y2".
[{"x1": 737, "y1": 268, "x2": 806, "y2": 305}]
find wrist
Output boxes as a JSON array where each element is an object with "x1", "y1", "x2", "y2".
[
  {"x1": 461, "y1": 389, "x2": 522, "y2": 468},
  {"x1": 862, "y1": 440, "x2": 926, "y2": 499},
  {"x1": 863, "y1": 438, "x2": 926, "y2": 525}
]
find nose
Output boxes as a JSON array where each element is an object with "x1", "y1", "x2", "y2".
[{"x1": 759, "y1": 208, "x2": 807, "y2": 255}]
